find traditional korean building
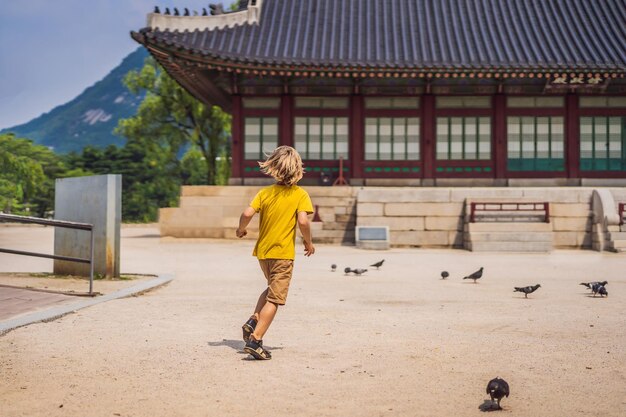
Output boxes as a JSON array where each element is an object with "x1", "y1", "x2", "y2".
[{"x1": 132, "y1": 0, "x2": 626, "y2": 186}]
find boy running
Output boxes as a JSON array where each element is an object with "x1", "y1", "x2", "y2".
[{"x1": 236, "y1": 146, "x2": 315, "y2": 360}]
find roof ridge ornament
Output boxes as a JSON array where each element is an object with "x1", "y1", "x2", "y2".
[{"x1": 147, "y1": 0, "x2": 263, "y2": 31}]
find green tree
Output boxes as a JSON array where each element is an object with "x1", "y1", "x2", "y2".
[
  {"x1": 0, "y1": 133, "x2": 64, "y2": 216},
  {"x1": 116, "y1": 57, "x2": 232, "y2": 185}
]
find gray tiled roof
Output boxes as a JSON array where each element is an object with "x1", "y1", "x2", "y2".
[{"x1": 141, "y1": 0, "x2": 626, "y2": 71}]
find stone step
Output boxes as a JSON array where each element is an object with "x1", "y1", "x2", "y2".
[
  {"x1": 610, "y1": 239, "x2": 626, "y2": 250},
  {"x1": 465, "y1": 232, "x2": 552, "y2": 243},
  {"x1": 466, "y1": 241, "x2": 552, "y2": 252},
  {"x1": 465, "y1": 222, "x2": 551, "y2": 232},
  {"x1": 607, "y1": 231, "x2": 626, "y2": 241}
]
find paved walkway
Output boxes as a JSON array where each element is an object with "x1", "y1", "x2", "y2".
[
  {"x1": 0, "y1": 286, "x2": 75, "y2": 321},
  {"x1": 0, "y1": 225, "x2": 624, "y2": 417}
]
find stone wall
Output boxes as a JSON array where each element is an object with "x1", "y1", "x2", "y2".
[{"x1": 161, "y1": 186, "x2": 625, "y2": 250}]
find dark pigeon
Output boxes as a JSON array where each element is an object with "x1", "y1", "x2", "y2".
[
  {"x1": 154, "y1": 6, "x2": 160, "y2": 14},
  {"x1": 184, "y1": 7, "x2": 190, "y2": 16},
  {"x1": 344, "y1": 267, "x2": 351, "y2": 275},
  {"x1": 210, "y1": 4, "x2": 225, "y2": 15},
  {"x1": 441, "y1": 271, "x2": 449, "y2": 280},
  {"x1": 173, "y1": 7, "x2": 180, "y2": 15},
  {"x1": 370, "y1": 259, "x2": 384, "y2": 269},
  {"x1": 486, "y1": 377, "x2": 509, "y2": 409},
  {"x1": 514, "y1": 284, "x2": 541, "y2": 298},
  {"x1": 202, "y1": 7, "x2": 208, "y2": 15},
  {"x1": 580, "y1": 281, "x2": 608, "y2": 292},
  {"x1": 164, "y1": 7, "x2": 171, "y2": 15},
  {"x1": 463, "y1": 267, "x2": 483, "y2": 283},
  {"x1": 331, "y1": 264, "x2": 337, "y2": 272},
  {"x1": 591, "y1": 283, "x2": 608, "y2": 297}
]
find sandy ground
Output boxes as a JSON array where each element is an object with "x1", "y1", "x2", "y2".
[{"x1": 0, "y1": 225, "x2": 624, "y2": 417}]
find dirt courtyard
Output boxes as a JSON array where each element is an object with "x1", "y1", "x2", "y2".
[{"x1": 0, "y1": 225, "x2": 625, "y2": 417}]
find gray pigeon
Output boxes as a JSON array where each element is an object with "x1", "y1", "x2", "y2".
[
  {"x1": 591, "y1": 283, "x2": 608, "y2": 297},
  {"x1": 370, "y1": 259, "x2": 384, "y2": 269},
  {"x1": 331, "y1": 264, "x2": 337, "y2": 272},
  {"x1": 486, "y1": 377, "x2": 509, "y2": 409},
  {"x1": 514, "y1": 284, "x2": 541, "y2": 298},
  {"x1": 441, "y1": 271, "x2": 449, "y2": 280},
  {"x1": 580, "y1": 281, "x2": 608, "y2": 292},
  {"x1": 345, "y1": 268, "x2": 367, "y2": 276},
  {"x1": 463, "y1": 267, "x2": 483, "y2": 283}
]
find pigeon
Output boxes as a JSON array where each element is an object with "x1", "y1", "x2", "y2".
[
  {"x1": 184, "y1": 7, "x2": 190, "y2": 16},
  {"x1": 486, "y1": 377, "x2": 509, "y2": 409},
  {"x1": 580, "y1": 281, "x2": 608, "y2": 292},
  {"x1": 154, "y1": 6, "x2": 160, "y2": 14},
  {"x1": 463, "y1": 267, "x2": 483, "y2": 283},
  {"x1": 331, "y1": 264, "x2": 337, "y2": 272},
  {"x1": 441, "y1": 271, "x2": 449, "y2": 280},
  {"x1": 344, "y1": 267, "x2": 351, "y2": 275},
  {"x1": 202, "y1": 7, "x2": 208, "y2": 15},
  {"x1": 514, "y1": 284, "x2": 541, "y2": 298},
  {"x1": 209, "y1": 4, "x2": 225, "y2": 15},
  {"x1": 370, "y1": 259, "x2": 384, "y2": 269},
  {"x1": 591, "y1": 283, "x2": 608, "y2": 297},
  {"x1": 164, "y1": 7, "x2": 171, "y2": 15},
  {"x1": 345, "y1": 268, "x2": 367, "y2": 276},
  {"x1": 173, "y1": 7, "x2": 180, "y2": 16}
]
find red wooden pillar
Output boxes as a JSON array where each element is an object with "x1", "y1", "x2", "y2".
[
  {"x1": 493, "y1": 93, "x2": 507, "y2": 179},
  {"x1": 565, "y1": 93, "x2": 580, "y2": 179},
  {"x1": 421, "y1": 94, "x2": 435, "y2": 179},
  {"x1": 280, "y1": 94, "x2": 293, "y2": 146},
  {"x1": 231, "y1": 94, "x2": 243, "y2": 182},
  {"x1": 350, "y1": 94, "x2": 364, "y2": 181}
]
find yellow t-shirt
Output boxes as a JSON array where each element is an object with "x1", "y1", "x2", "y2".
[{"x1": 250, "y1": 184, "x2": 314, "y2": 260}]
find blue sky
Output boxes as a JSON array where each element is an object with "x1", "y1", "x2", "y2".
[{"x1": 0, "y1": 0, "x2": 235, "y2": 129}]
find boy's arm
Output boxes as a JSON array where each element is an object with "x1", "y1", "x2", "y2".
[
  {"x1": 297, "y1": 211, "x2": 315, "y2": 256},
  {"x1": 236, "y1": 207, "x2": 256, "y2": 238}
]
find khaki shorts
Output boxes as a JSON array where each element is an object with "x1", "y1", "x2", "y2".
[{"x1": 258, "y1": 259, "x2": 294, "y2": 305}]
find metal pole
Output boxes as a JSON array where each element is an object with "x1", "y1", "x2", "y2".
[{"x1": 89, "y1": 227, "x2": 95, "y2": 295}]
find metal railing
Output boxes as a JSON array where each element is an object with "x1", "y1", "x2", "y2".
[
  {"x1": 619, "y1": 203, "x2": 625, "y2": 226},
  {"x1": 469, "y1": 202, "x2": 550, "y2": 223},
  {"x1": 0, "y1": 213, "x2": 95, "y2": 294}
]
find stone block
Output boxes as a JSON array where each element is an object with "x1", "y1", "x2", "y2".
[
  {"x1": 311, "y1": 197, "x2": 355, "y2": 206},
  {"x1": 357, "y1": 203, "x2": 384, "y2": 216},
  {"x1": 521, "y1": 188, "x2": 593, "y2": 203},
  {"x1": 467, "y1": 241, "x2": 552, "y2": 252},
  {"x1": 364, "y1": 178, "x2": 422, "y2": 186},
  {"x1": 335, "y1": 214, "x2": 356, "y2": 223},
  {"x1": 465, "y1": 222, "x2": 551, "y2": 232},
  {"x1": 384, "y1": 203, "x2": 464, "y2": 216},
  {"x1": 357, "y1": 216, "x2": 425, "y2": 231},
  {"x1": 449, "y1": 188, "x2": 524, "y2": 202},
  {"x1": 550, "y1": 203, "x2": 591, "y2": 217},
  {"x1": 467, "y1": 232, "x2": 552, "y2": 242},
  {"x1": 390, "y1": 231, "x2": 448, "y2": 247},
  {"x1": 552, "y1": 217, "x2": 591, "y2": 232},
  {"x1": 553, "y1": 232, "x2": 578, "y2": 247},
  {"x1": 448, "y1": 231, "x2": 464, "y2": 247},
  {"x1": 425, "y1": 216, "x2": 463, "y2": 231},
  {"x1": 54, "y1": 174, "x2": 121, "y2": 278},
  {"x1": 358, "y1": 188, "x2": 451, "y2": 203},
  {"x1": 316, "y1": 207, "x2": 336, "y2": 223}
]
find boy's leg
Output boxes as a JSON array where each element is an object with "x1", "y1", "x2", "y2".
[
  {"x1": 252, "y1": 288, "x2": 269, "y2": 320},
  {"x1": 250, "y1": 300, "x2": 278, "y2": 341}
]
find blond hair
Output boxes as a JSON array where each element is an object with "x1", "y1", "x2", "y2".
[{"x1": 258, "y1": 146, "x2": 304, "y2": 186}]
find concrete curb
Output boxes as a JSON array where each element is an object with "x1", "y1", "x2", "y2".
[{"x1": 0, "y1": 274, "x2": 174, "y2": 336}]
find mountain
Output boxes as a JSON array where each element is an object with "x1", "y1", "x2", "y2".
[{"x1": 1, "y1": 48, "x2": 149, "y2": 154}]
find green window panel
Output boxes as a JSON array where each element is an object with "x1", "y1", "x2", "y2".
[
  {"x1": 507, "y1": 116, "x2": 564, "y2": 171},
  {"x1": 244, "y1": 117, "x2": 279, "y2": 160},
  {"x1": 436, "y1": 117, "x2": 491, "y2": 160},
  {"x1": 294, "y1": 117, "x2": 349, "y2": 160},
  {"x1": 580, "y1": 116, "x2": 626, "y2": 171},
  {"x1": 365, "y1": 117, "x2": 420, "y2": 161}
]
